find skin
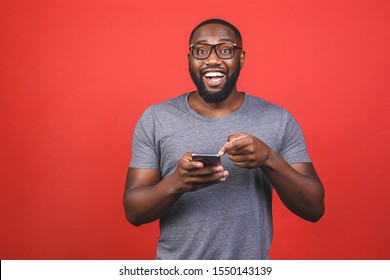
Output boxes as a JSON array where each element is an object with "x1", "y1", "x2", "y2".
[{"x1": 123, "y1": 23, "x2": 325, "y2": 226}]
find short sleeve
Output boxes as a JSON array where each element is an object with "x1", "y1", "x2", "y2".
[
  {"x1": 130, "y1": 107, "x2": 160, "y2": 169},
  {"x1": 278, "y1": 110, "x2": 311, "y2": 164}
]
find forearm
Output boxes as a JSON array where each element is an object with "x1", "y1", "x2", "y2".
[
  {"x1": 262, "y1": 151, "x2": 325, "y2": 222},
  {"x1": 124, "y1": 154, "x2": 228, "y2": 226},
  {"x1": 123, "y1": 172, "x2": 183, "y2": 226}
]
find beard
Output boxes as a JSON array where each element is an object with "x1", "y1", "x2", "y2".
[{"x1": 189, "y1": 65, "x2": 241, "y2": 103}]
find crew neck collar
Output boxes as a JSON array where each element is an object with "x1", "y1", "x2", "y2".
[{"x1": 184, "y1": 92, "x2": 249, "y2": 122}]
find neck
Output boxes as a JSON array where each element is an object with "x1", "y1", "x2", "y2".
[{"x1": 188, "y1": 89, "x2": 245, "y2": 118}]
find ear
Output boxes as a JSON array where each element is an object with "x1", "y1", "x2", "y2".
[{"x1": 239, "y1": 50, "x2": 246, "y2": 69}]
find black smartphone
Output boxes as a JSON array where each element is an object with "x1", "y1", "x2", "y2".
[{"x1": 191, "y1": 153, "x2": 221, "y2": 166}]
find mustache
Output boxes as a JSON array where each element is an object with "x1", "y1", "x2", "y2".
[{"x1": 188, "y1": 65, "x2": 241, "y2": 103}]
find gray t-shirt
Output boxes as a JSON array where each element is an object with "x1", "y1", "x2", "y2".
[{"x1": 130, "y1": 93, "x2": 310, "y2": 259}]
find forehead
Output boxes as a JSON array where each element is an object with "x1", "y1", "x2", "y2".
[{"x1": 190, "y1": 23, "x2": 238, "y2": 44}]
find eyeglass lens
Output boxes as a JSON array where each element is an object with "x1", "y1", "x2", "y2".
[{"x1": 192, "y1": 43, "x2": 236, "y2": 59}]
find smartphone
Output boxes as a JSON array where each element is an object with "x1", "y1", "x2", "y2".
[{"x1": 191, "y1": 153, "x2": 221, "y2": 166}]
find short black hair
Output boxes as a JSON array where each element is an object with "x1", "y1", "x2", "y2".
[{"x1": 189, "y1": 18, "x2": 242, "y2": 45}]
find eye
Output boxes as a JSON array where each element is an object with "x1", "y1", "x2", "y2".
[
  {"x1": 221, "y1": 48, "x2": 232, "y2": 54},
  {"x1": 192, "y1": 44, "x2": 210, "y2": 57},
  {"x1": 218, "y1": 44, "x2": 234, "y2": 54},
  {"x1": 196, "y1": 48, "x2": 207, "y2": 55}
]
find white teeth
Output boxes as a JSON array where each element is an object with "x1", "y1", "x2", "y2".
[{"x1": 204, "y1": 72, "x2": 225, "y2": 78}]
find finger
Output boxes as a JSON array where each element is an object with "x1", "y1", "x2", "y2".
[
  {"x1": 208, "y1": 171, "x2": 229, "y2": 184},
  {"x1": 186, "y1": 165, "x2": 224, "y2": 177},
  {"x1": 219, "y1": 133, "x2": 248, "y2": 155},
  {"x1": 227, "y1": 132, "x2": 248, "y2": 143},
  {"x1": 180, "y1": 152, "x2": 203, "y2": 170},
  {"x1": 229, "y1": 154, "x2": 249, "y2": 163},
  {"x1": 227, "y1": 146, "x2": 253, "y2": 156},
  {"x1": 182, "y1": 160, "x2": 203, "y2": 170},
  {"x1": 184, "y1": 173, "x2": 228, "y2": 191},
  {"x1": 224, "y1": 137, "x2": 253, "y2": 154},
  {"x1": 231, "y1": 161, "x2": 248, "y2": 168},
  {"x1": 187, "y1": 170, "x2": 229, "y2": 187},
  {"x1": 218, "y1": 142, "x2": 229, "y2": 156}
]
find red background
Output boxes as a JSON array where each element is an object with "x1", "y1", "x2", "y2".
[{"x1": 1, "y1": 0, "x2": 389, "y2": 259}]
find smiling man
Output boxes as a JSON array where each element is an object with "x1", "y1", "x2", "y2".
[{"x1": 123, "y1": 19, "x2": 325, "y2": 260}]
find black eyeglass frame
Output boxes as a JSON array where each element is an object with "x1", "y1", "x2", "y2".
[{"x1": 189, "y1": 42, "x2": 243, "y2": 60}]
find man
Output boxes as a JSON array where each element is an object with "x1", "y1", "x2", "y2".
[{"x1": 123, "y1": 19, "x2": 325, "y2": 260}]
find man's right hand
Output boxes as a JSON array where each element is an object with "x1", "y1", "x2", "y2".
[
  {"x1": 123, "y1": 152, "x2": 228, "y2": 226},
  {"x1": 172, "y1": 152, "x2": 229, "y2": 192}
]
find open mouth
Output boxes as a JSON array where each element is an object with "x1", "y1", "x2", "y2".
[{"x1": 202, "y1": 71, "x2": 226, "y2": 87}]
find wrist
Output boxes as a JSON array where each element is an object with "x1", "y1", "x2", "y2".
[
  {"x1": 262, "y1": 149, "x2": 279, "y2": 171},
  {"x1": 167, "y1": 169, "x2": 188, "y2": 195}
]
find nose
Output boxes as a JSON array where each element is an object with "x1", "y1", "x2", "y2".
[{"x1": 205, "y1": 47, "x2": 222, "y2": 65}]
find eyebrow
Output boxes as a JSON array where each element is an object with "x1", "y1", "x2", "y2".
[{"x1": 194, "y1": 38, "x2": 235, "y2": 44}]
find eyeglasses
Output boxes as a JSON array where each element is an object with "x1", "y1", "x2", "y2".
[{"x1": 189, "y1": 42, "x2": 242, "y2": 60}]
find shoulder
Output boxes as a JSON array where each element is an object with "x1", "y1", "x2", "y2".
[
  {"x1": 143, "y1": 93, "x2": 188, "y2": 116},
  {"x1": 243, "y1": 93, "x2": 302, "y2": 133},
  {"x1": 244, "y1": 93, "x2": 290, "y2": 117},
  {"x1": 137, "y1": 93, "x2": 188, "y2": 120}
]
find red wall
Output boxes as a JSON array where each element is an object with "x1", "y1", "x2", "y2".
[{"x1": 1, "y1": 0, "x2": 389, "y2": 259}]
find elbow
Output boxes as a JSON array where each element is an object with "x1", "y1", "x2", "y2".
[
  {"x1": 125, "y1": 214, "x2": 144, "y2": 227},
  {"x1": 307, "y1": 213, "x2": 323, "y2": 223},
  {"x1": 307, "y1": 185, "x2": 326, "y2": 223},
  {"x1": 123, "y1": 205, "x2": 147, "y2": 226},
  {"x1": 124, "y1": 207, "x2": 147, "y2": 227},
  {"x1": 123, "y1": 197, "x2": 145, "y2": 227},
  {"x1": 306, "y1": 204, "x2": 325, "y2": 223}
]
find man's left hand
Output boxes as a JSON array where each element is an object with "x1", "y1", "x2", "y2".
[{"x1": 218, "y1": 133, "x2": 271, "y2": 169}]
